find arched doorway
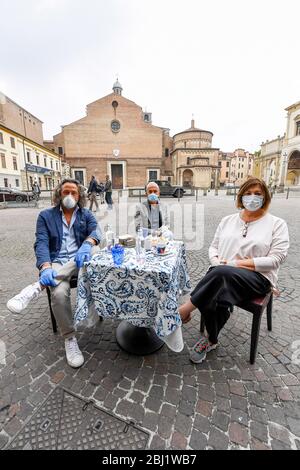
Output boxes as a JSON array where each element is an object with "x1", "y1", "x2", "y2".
[
  {"x1": 286, "y1": 171, "x2": 297, "y2": 186},
  {"x1": 287, "y1": 151, "x2": 300, "y2": 186},
  {"x1": 182, "y1": 169, "x2": 193, "y2": 187}
]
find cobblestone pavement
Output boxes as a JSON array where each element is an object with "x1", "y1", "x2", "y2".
[{"x1": 0, "y1": 195, "x2": 300, "y2": 450}]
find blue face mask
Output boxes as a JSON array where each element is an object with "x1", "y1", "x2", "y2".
[
  {"x1": 242, "y1": 194, "x2": 264, "y2": 212},
  {"x1": 148, "y1": 193, "x2": 159, "y2": 203}
]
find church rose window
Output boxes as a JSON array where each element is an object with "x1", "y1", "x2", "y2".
[{"x1": 111, "y1": 120, "x2": 120, "y2": 132}]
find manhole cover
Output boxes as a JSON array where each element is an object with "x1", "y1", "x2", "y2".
[{"x1": 8, "y1": 387, "x2": 149, "y2": 450}]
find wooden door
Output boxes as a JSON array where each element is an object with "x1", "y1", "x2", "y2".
[{"x1": 111, "y1": 164, "x2": 123, "y2": 189}]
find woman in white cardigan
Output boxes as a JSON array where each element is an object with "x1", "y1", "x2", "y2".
[{"x1": 179, "y1": 177, "x2": 289, "y2": 364}]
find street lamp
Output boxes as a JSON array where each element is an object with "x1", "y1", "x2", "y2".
[
  {"x1": 233, "y1": 178, "x2": 238, "y2": 200},
  {"x1": 20, "y1": 109, "x2": 30, "y2": 201}
]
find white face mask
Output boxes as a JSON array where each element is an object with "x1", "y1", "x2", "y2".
[
  {"x1": 62, "y1": 195, "x2": 77, "y2": 209},
  {"x1": 242, "y1": 194, "x2": 264, "y2": 212}
]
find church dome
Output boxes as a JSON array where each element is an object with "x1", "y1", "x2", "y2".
[
  {"x1": 113, "y1": 79, "x2": 123, "y2": 95},
  {"x1": 173, "y1": 119, "x2": 214, "y2": 150},
  {"x1": 180, "y1": 119, "x2": 213, "y2": 135}
]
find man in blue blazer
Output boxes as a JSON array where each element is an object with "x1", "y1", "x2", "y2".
[{"x1": 7, "y1": 178, "x2": 102, "y2": 368}]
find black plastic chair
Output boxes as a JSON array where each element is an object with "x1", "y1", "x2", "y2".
[
  {"x1": 47, "y1": 276, "x2": 103, "y2": 333},
  {"x1": 200, "y1": 291, "x2": 273, "y2": 364},
  {"x1": 46, "y1": 276, "x2": 78, "y2": 333}
]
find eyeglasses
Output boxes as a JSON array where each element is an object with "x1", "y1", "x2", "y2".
[{"x1": 242, "y1": 222, "x2": 249, "y2": 237}]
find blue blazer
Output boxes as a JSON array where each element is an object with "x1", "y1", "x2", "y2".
[{"x1": 34, "y1": 205, "x2": 102, "y2": 269}]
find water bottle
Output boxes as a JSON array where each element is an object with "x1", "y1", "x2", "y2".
[
  {"x1": 162, "y1": 226, "x2": 173, "y2": 241},
  {"x1": 136, "y1": 228, "x2": 145, "y2": 264},
  {"x1": 144, "y1": 236, "x2": 152, "y2": 251},
  {"x1": 106, "y1": 224, "x2": 115, "y2": 251}
]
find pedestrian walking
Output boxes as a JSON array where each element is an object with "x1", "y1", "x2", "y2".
[
  {"x1": 104, "y1": 175, "x2": 113, "y2": 210},
  {"x1": 32, "y1": 181, "x2": 41, "y2": 202},
  {"x1": 87, "y1": 175, "x2": 99, "y2": 212},
  {"x1": 97, "y1": 181, "x2": 105, "y2": 204}
]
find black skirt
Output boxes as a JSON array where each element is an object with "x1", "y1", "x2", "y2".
[{"x1": 190, "y1": 265, "x2": 271, "y2": 344}]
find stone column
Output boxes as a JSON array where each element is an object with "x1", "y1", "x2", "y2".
[
  {"x1": 214, "y1": 168, "x2": 220, "y2": 189},
  {"x1": 278, "y1": 150, "x2": 288, "y2": 191}
]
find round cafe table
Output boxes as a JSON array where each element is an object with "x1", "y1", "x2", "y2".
[
  {"x1": 74, "y1": 242, "x2": 191, "y2": 355},
  {"x1": 116, "y1": 320, "x2": 164, "y2": 355}
]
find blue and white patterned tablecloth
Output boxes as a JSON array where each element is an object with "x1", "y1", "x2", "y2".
[{"x1": 74, "y1": 241, "x2": 191, "y2": 338}]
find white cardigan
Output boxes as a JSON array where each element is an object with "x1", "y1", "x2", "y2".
[{"x1": 208, "y1": 212, "x2": 289, "y2": 287}]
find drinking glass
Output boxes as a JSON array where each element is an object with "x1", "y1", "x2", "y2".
[
  {"x1": 111, "y1": 244, "x2": 125, "y2": 266},
  {"x1": 151, "y1": 229, "x2": 158, "y2": 244},
  {"x1": 142, "y1": 228, "x2": 149, "y2": 238}
]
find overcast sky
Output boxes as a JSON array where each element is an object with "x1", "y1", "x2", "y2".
[{"x1": 1, "y1": 0, "x2": 299, "y2": 152}]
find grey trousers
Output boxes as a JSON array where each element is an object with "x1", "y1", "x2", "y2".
[
  {"x1": 89, "y1": 192, "x2": 99, "y2": 211},
  {"x1": 50, "y1": 247, "x2": 99, "y2": 339}
]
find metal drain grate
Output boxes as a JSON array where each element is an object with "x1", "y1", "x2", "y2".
[{"x1": 8, "y1": 387, "x2": 149, "y2": 450}]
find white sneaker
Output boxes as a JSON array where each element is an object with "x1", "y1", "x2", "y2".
[
  {"x1": 6, "y1": 282, "x2": 42, "y2": 314},
  {"x1": 65, "y1": 337, "x2": 84, "y2": 368},
  {"x1": 163, "y1": 326, "x2": 184, "y2": 352}
]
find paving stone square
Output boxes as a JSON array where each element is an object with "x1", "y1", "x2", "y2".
[{"x1": 0, "y1": 194, "x2": 300, "y2": 450}]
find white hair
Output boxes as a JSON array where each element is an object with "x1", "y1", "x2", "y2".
[{"x1": 146, "y1": 181, "x2": 159, "y2": 192}]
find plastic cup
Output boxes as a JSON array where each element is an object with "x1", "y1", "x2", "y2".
[{"x1": 111, "y1": 244, "x2": 125, "y2": 266}]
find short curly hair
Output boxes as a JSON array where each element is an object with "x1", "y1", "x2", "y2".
[
  {"x1": 52, "y1": 178, "x2": 87, "y2": 208},
  {"x1": 237, "y1": 177, "x2": 271, "y2": 211}
]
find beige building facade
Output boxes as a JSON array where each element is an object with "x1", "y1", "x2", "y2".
[
  {"x1": 171, "y1": 120, "x2": 220, "y2": 189},
  {"x1": 229, "y1": 149, "x2": 254, "y2": 186},
  {"x1": 280, "y1": 101, "x2": 300, "y2": 187},
  {"x1": 254, "y1": 136, "x2": 284, "y2": 188},
  {"x1": 0, "y1": 125, "x2": 23, "y2": 189},
  {"x1": 0, "y1": 124, "x2": 62, "y2": 191},
  {"x1": 255, "y1": 101, "x2": 300, "y2": 189},
  {"x1": 218, "y1": 149, "x2": 254, "y2": 187},
  {"x1": 218, "y1": 152, "x2": 232, "y2": 186},
  {"x1": 0, "y1": 93, "x2": 62, "y2": 191}
]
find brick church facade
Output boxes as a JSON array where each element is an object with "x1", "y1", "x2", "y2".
[{"x1": 52, "y1": 80, "x2": 173, "y2": 188}]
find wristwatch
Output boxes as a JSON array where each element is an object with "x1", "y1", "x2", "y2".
[{"x1": 39, "y1": 263, "x2": 52, "y2": 273}]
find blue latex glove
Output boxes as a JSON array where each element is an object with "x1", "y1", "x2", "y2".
[
  {"x1": 75, "y1": 242, "x2": 92, "y2": 268},
  {"x1": 40, "y1": 268, "x2": 58, "y2": 287}
]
